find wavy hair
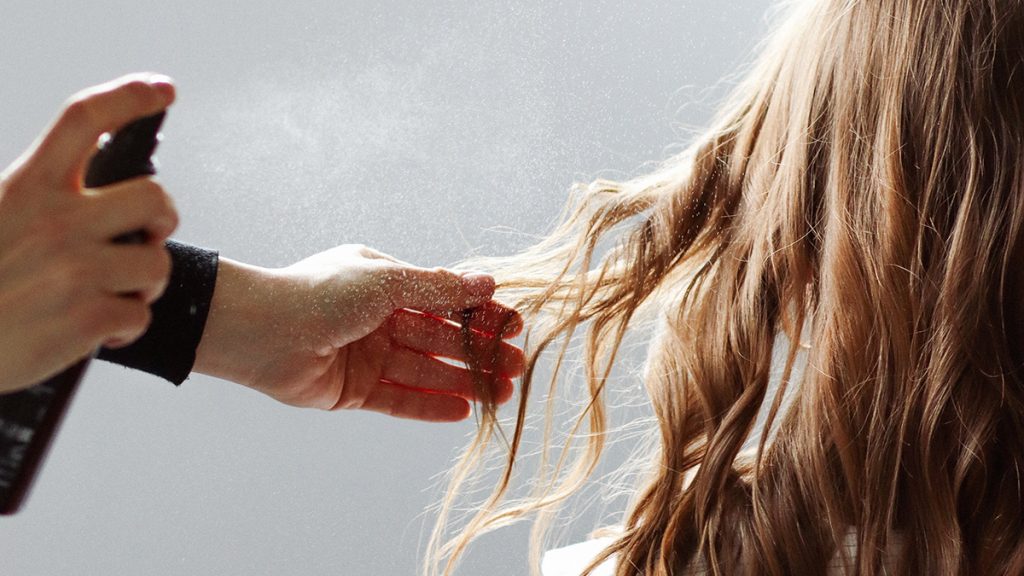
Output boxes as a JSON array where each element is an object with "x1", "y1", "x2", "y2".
[{"x1": 427, "y1": 1, "x2": 1024, "y2": 574}]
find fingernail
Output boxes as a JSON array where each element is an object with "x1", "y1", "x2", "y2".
[
  {"x1": 149, "y1": 74, "x2": 175, "y2": 100},
  {"x1": 461, "y1": 273, "x2": 495, "y2": 297}
]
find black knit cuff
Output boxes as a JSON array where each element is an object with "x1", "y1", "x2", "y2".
[{"x1": 97, "y1": 240, "x2": 219, "y2": 385}]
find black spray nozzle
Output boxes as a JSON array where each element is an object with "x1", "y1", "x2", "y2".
[
  {"x1": 84, "y1": 111, "x2": 166, "y2": 188},
  {"x1": 83, "y1": 111, "x2": 166, "y2": 244}
]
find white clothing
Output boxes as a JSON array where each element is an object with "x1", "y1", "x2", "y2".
[
  {"x1": 542, "y1": 529, "x2": 902, "y2": 576},
  {"x1": 542, "y1": 537, "x2": 618, "y2": 576}
]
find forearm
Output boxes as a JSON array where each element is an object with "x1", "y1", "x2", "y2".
[{"x1": 165, "y1": 243, "x2": 523, "y2": 418}]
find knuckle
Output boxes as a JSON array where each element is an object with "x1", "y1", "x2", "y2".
[
  {"x1": 36, "y1": 217, "x2": 74, "y2": 253},
  {"x1": 144, "y1": 245, "x2": 172, "y2": 283},
  {"x1": 68, "y1": 297, "x2": 109, "y2": 343},
  {"x1": 120, "y1": 79, "x2": 154, "y2": 102},
  {"x1": 165, "y1": 207, "x2": 180, "y2": 233},
  {"x1": 136, "y1": 177, "x2": 163, "y2": 198},
  {"x1": 378, "y1": 264, "x2": 397, "y2": 283},
  {"x1": 158, "y1": 188, "x2": 179, "y2": 225},
  {"x1": 138, "y1": 248, "x2": 172, "y2": 303},
  {"x1": 51, "y1": 263, "x2": 92, "y2": 307},
  {"x1": 126, "y1": 302, "x2": 152, "y2": 334},
  {"x1": 89, "y1": 299, "x2": 149, "y2": 342},
  {"x1": 379, "y1": 266, "x2": 406, "y2": 293},
  {"x1": 432, "y1": 266, "x2": 459, "y2": 284},
  {"x1": 142, "y1": 179, "x2": 176, "y2": 214},
  {"x1": 145, "y1": 283, "x2": 168, "y2": 305},
  {"x1": 154, "y1": 246, "x2": 173, "y2": 279},
  {"x1": 162, "y1": 187, "x2": 177, "y2": 213},
  {"x1": 47, "y1": 268, "x2": 78, "y2": 314},
  {"x1": 61, "y1": 97, "x2": 97, "y2": 131},
  {"x1": 127, "y1": 180, "x2": 171, "y2": 226}
]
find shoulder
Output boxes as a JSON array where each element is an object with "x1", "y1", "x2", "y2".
[
  {"x1": 541, "y1": 528, "x2": 904, "y2": 575},
  {"x1": 541, "y1": 537, "x2": 618, "y2": 576},
  {"x1": 541, "y1": 536, "x2": 710, "y2": 576}
]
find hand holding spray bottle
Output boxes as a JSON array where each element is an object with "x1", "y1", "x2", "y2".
[{"x1": 0, "y1": 111, "x2": 167, "y2": 514}]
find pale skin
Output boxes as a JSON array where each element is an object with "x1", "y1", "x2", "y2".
[
  {"x1": 0, "y1": 74, "x2": 524, "y2": 422},
  {"x1": 196, "y1": 250, "x2": 523, "y2": 421},
  {"x1": 0, "y1": 74, "x2": 179, "y2": 391}
]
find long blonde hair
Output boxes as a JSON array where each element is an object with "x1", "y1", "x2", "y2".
[{"x1": 428, "y1": 1, "x2": 1024, "y2": 574}]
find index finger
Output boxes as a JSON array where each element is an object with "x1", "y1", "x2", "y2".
[
  {"x1": 426, "y1": 300, "x2": 523, "y2": 338},
  {"x1": 30, "y1": 73, "x2": 175, "y2": 188}
]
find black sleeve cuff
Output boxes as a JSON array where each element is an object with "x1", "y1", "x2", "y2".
[{"x1": 97, "y1": 240, "x2": 219, "y2": 385}]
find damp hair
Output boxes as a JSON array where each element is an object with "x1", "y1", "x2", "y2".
[{"x1": 426, "y1": 1, "x2": 1024, "y2": 574}]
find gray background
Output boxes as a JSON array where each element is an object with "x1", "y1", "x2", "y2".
[{"x1": 0, "y1": 1, "x2": 772, "y2": 574}]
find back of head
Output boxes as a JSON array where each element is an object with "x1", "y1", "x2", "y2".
[{"x1": 428, "y1": 1, "x2": 1024, "y2": 575}]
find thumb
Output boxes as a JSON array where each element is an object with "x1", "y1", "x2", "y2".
[{"x1": 388, "y1": 267, "x2": 495, "y2": 312}]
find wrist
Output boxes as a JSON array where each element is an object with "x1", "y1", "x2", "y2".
[{"x1": 193, "y1": 257, "x2": 281, "y2": 384}]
